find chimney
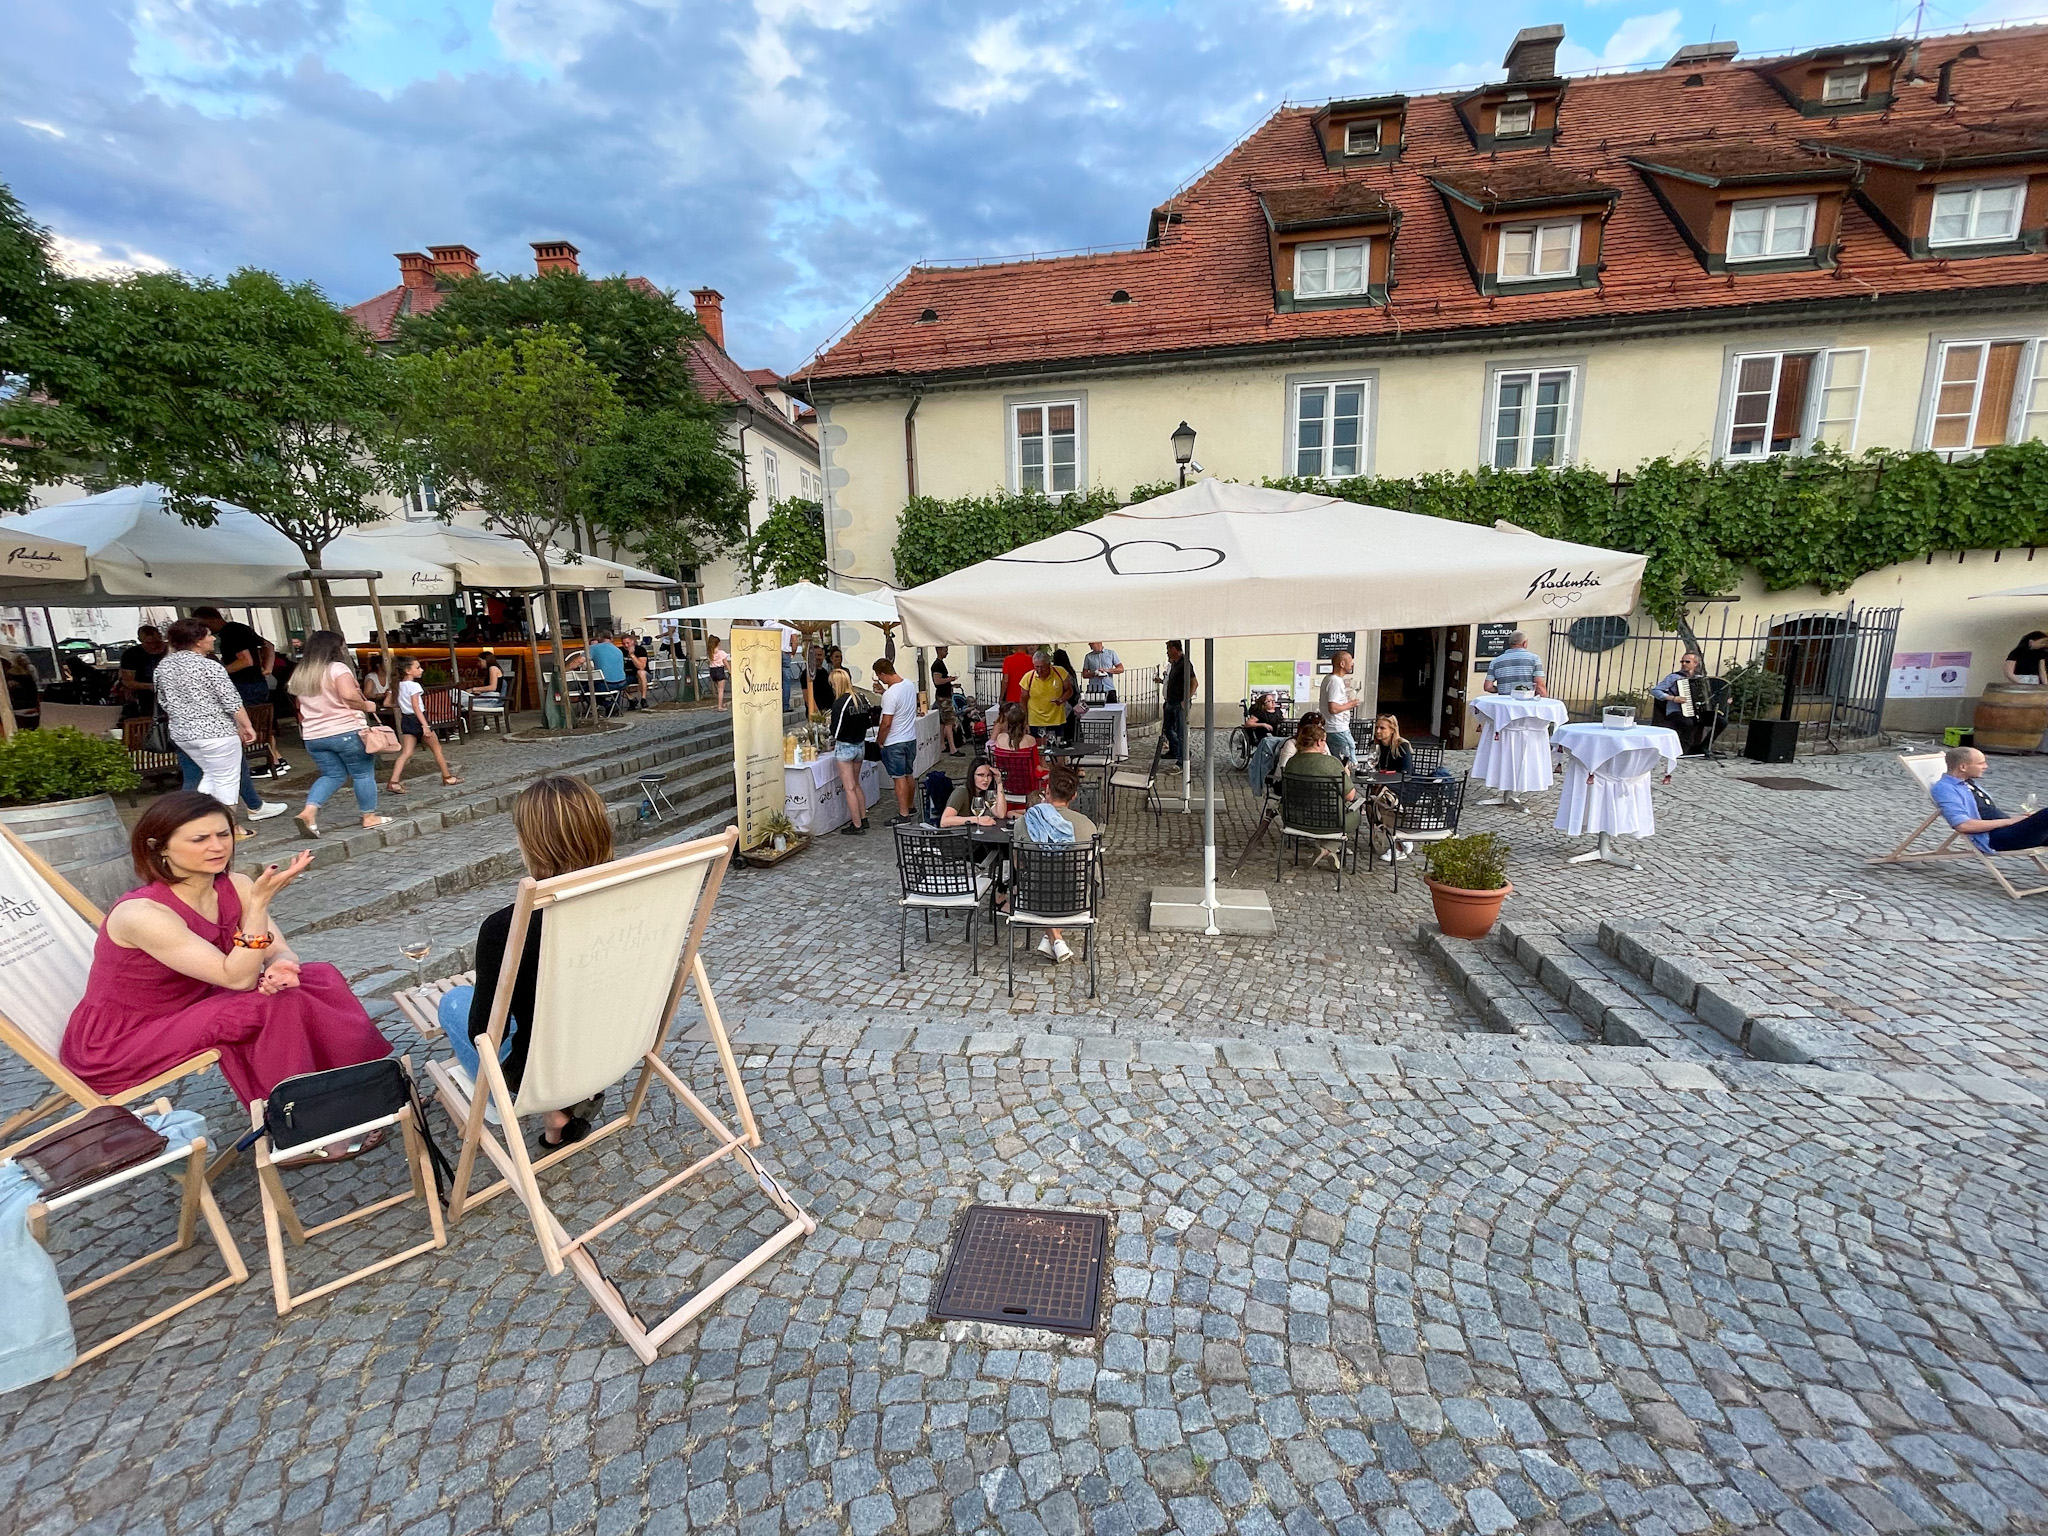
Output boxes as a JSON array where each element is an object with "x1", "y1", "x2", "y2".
[
  {"x1": 396, "y1": 251, "x2": 435, "y2": 290},
  {"x1": 691, "y1": 287, "x2": 726, "y2": 351},
  {"x1": 532, "y1": 240, "x2": 580, "y2": 276},
  {"x1": 1504, "y1": 24, "x2": 1565, "y2": 82},
  {"x1": 1668, "y1": 40, "x2": 1738, "y2": 69},
  {"x1": 427, "y1": 244, "x2": 480, "y2": 280}
]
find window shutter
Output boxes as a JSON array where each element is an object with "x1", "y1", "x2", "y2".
[
  {"x1": 1771, "y1": 353, "x2": 1813, "y2": 448},
  {"x1": 1977, "y1": 342, "x2": 2025, "y2": 447}
]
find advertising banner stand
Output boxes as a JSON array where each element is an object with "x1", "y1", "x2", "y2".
[{"x1": 729, "y1": 626, "x2": 787, "y2": 854}]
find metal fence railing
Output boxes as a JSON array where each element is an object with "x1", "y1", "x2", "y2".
[{"x1": 1547, "y1": 603, "x2": 1900, "y2": 749}]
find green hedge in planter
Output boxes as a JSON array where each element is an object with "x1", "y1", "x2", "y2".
[
  {"x1": 0, "y1": 727, "x2": 142, "y2": 807},
  {"x1": 1423, "y1": 832, "x2": 1510, "y2": 892}
]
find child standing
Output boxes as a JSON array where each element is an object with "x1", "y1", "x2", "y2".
[
  {"x1": 708, "y1": 635, "x2": 730, "y2": 711},
  {"x1": 388, "y1": 657, "x2": 462, "y2": 794}
]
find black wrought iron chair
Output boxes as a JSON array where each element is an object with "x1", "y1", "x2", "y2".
[
  {"x1": 1277, "y1": 771, "x2": 1353, "y2": 892},
  {"x1": 1070, "y1": 709, "x2": 1122, "y2": 769},
  {"x1": 1405, "y1": 739, "x2": 1446, "y2": 778},
  {"x1": 1375, "y1": 772, "x2": 1468, "y2": 893},
  {"x1": 1106, "y1": 734, "x2": 1169, "y2": 824},
  {"x1": 892, "y1": 825, "x2": 988, "y2": 973},
  {"x1": 1003, "y1": 838, "x2": 1101, "y2": 998},
  {"x1": 1068, "y1": 761, "x2": 1108, "y2": 823}
]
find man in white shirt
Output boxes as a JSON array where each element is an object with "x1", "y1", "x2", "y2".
[
  {"x1": 1320, "y1": 650, "x2": 1359, "y2": 763},
  {"x1": 1081, "y1": 642, "x2": 1124, "y2": 702},
  {"x1": 874, "y1": 656, "x2": 921, "y2": 824}
]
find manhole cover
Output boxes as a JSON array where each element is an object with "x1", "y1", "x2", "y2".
[
  {"x1": 930, "y1": 1205, "x2": 1107, "y2": 1335},
  {"x1": 1736, "y1": 776, "x2": 1842, "y2": 792}
]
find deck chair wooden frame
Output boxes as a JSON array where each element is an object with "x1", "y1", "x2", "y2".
[
  {"x1": 414, "y1": 828, "x2": 815, "y2": 1364},
  {"x1": 249, "y1": 1055, "x2": 448, "y2": 1315},
  {"x1": 0, "y1": 824, "x2": 224, "y2": 1148},
  {"x1": 1870, "y1": 752, "x2": 2048, "y2": 900},
  {"x1": 10, "y1": 1097, "x2": 248, "y2": 1376}
]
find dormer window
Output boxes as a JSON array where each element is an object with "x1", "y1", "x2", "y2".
[
  {"x1": 1295, "y1": 240, "x2": 1370, "y2": 297},
  {"x1": 1728, "y1": 197, "x2": 1817, "y2": 261},
  {"x1": 1310, "y1": 95, "x2": 1407, "y2": 166},
  {"x1": 1931, "y1": 181, "x2": 2025, "y2": 246},
  {"x1": 1498, "y1": 221, "x2": 1578, "y2": 281},
  {"x1": 1345, "y1": 120, "x2": 1381, "y2": 155},
  {"x1": 1821, "y1": 67, "x2": 1868, "y2": 104},
  {"x1": 1495, "y1": 101, "x2": 1536, "y2": 139}
]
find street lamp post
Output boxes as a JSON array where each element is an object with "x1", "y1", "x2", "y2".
[{"x1": 1171, "y1": 421, "x2": 1197, "y2": 487}]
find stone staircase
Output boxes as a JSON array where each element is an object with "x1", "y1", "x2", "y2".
[{"x1": 273, "y1": 709, "x2": 742, "y2": 996}]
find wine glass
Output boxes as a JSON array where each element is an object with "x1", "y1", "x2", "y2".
[{"x1": 401, "y1": 940, "x2": 431, "y2": 990}]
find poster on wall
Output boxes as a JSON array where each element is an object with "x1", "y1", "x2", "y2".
[
  {"x1": 1316, "y1": 632, "x2": 1356, "y2": 661},
  {"x1": 1926, "y1": 651, "x2": 1972, "y2": 698},
  {"x1": 1888, "y1": 652, "x2": 1931, "y2": 697},
  {"x1": 729, "y1": 625, "x2": 786, "y2": 851},
  {"x1": 1475, "y1": 623, "x2": 1515, "y2": 665}
]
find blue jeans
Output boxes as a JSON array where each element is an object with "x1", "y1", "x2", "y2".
[
  {"x1": 436, "y1": 986, "x2": 516, "y2": 1080},
  {"x1": 177, "y1": 746, "x2": 264, "y2": 810},
  {"x1": 303, "y1": 731, "x2": 380, "y2": 813},
  {"x1": 1326, "y1": 728, "x2": 1357, "y2": 763},
  {"x1": 1163, "y1": 703, "x2": 1187, "y2": 763},
  {"x1": 1988, "y1": 807, "x2": 2048, "y2": 852},
  {"x1": 880, "y1": 740, "x2": 915, "y2": 779}
]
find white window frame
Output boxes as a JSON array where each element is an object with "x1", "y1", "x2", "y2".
[
  {"x1": 1821, "y1": 67, "x2": 1868, "y2": 104},
  {"x1": 1495, "y1": 100, "x2": 1536, "y2": 138},
  {"x1": 1727, "y1": 197, "x2": 1817, "y2": 263},
  {"x1": 404, "y1": 479, "x2": 439, "y2": 521},
  {"x1": 1496, "y1": 220, "x2": 1579, "y2": 283},
  {"x1": 1008, "y1": 397, "x2": 1084, "y2": 495},
  {"x1": 1293, "y1": 239, "x2": 1371, "y2": 298},
  {"x1": 1487, "y1": 365, "x2": 1579, "y2": 470},
  {"x1": 1290, "y1": 378, "x2": 1374, "y2": 480},
  {"x1": 1921, "y1": 336, "x2": 2047, "y2": 455},
  {"x1": 1720, "y1": 347, "x2": 1867, "y2": 459},
  {"x1": 763, "y1": 448, "x2": 781, "y2": 506},
  {"x1": 1929, "y1": 180, "x2": 2026, "y2": 247},
  {"x1": 1344, "y1": 120, "x2": 1381, "y2": 155}
]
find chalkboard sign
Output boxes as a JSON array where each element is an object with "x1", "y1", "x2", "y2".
[
  {"x1": 1316, "y1": 631, "x2": 1356, "y2": 660},
  {"x1": 1476, "y1": 623, "x2": 1515, "y2": 660}
]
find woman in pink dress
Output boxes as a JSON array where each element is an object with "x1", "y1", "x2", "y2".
[{"x1": 62, "y1": 790, "x2": 391, "y2": 1106}]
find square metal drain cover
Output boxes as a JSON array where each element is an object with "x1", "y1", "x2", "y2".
[
  {"x1": 929, "y1": 1205, "x2": 1107, "y2": 1335},
  {"x1": 1736, "y1": 776, "x2": 1842, "y2": 792}
]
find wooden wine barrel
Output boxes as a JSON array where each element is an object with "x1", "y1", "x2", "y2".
[
  {"x1": 0, "y1": 794, "x2": 132, "y2": 910},
  {"x1": 1974, "y1": 684, "x2": 2048, "y2": 754}
]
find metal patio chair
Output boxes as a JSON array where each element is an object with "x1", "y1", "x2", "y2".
[
  {"x1": 1277, "y1": 772, "x2": 1352, "y2": 892},
  {"x1": 892, "y1": 824, "x2": 990, "y2": 974},
  {"x1": 1002, "y1": 838, "x2": 1101, "y2": 998}
]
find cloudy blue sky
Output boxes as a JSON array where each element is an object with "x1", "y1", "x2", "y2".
[{"x1": 3, "y1": 0, "x2": 2029, "y2": 371}]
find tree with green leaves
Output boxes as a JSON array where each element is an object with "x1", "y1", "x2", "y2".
[
  {"x1": 0, "y1": 181, "x2": 90, "y2": 511},
  {"x1": 9, "y1": 258, "x2": 404, "y2": 627},
  {"x1": 394, "y1": 326, "x2": 624, "y2": 714},
  {"x1": 394, "y1": 269, "x2": 749, "y2": 571},
  {"x1": 745, "y1": 497, "x2": 827, "y2": 589}
]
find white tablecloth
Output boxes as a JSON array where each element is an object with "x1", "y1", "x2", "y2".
[
  {"x1": 1470, "y1": 695, "x2": 1568, "y2": 792},
  {"x1": 913, "y1": 710, "x2": 943, "y2": 778},
  {"x1": 784, "y1": 756, "x2": 885, "y2": 835},
  {"x1": 1552, "y1": 722, "x2": 1682, "y2": 838},
  {"x1": 983, "y1": 701, "x2": 1125, "y2": 758}
]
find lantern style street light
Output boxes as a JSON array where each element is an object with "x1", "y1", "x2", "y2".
[{"x1": 1171, "y1": 421, "x2": 1197, "y2": 486}]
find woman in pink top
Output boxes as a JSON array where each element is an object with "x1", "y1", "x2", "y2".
[
  {"x1": 286, "y1": 631, "x2": 390, "y2": 838},
  {"x1": 62, "y1": 791, "x2": 391, "y2": 1108},
  {"x1": 708, "y1": 635, "x2": 730, "y2": 710}
]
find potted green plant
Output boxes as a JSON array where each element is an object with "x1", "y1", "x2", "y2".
[
  {"x1": 1422, "y1": 831, "x2": 1512, "y2": 940},
  {"x1": 0, "y1": 728, "x2": 144, "y2": 908},
  {"x1": 758, "y1": 809, "x2": 798, "y2": 855}
]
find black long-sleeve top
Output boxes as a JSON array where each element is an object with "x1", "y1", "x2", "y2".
[{"x1": 468, "y1": 905, "x2": 543, "y2": 1093}]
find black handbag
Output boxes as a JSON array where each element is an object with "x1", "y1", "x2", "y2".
[
  {"x1": 262, "y1": 1058, "x2": 453, "y2": 1198},
  {"x1": 141, "y1": 712, "x2": 174, "y2": 756}
]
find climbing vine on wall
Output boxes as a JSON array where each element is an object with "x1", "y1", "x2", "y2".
[{"x1": 891, "y1": 443, "x2": 2048, "y2": 629}]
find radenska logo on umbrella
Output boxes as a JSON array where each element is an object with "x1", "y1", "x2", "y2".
[{"x1": 1525, "y1": 568, "x2": 1603, "y2": 607}]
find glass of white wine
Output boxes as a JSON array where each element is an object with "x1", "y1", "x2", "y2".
[{"x1": 401, "y1": 940, "x2": 431, "y2": 989}]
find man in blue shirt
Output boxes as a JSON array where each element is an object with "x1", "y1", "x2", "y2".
[
  {"x1": 1929, "y1": 747, "x2": 2048, "y2": 852},
  {"x1": 587, "y1": 630, "x2": 627, "y2": 710},
  {"x1": 1483, "y1": 632, "x2": 1547, "y2": 697}
]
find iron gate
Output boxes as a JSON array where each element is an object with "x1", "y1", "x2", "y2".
[{"x1": 1546, "y1": 603, "x2": 1901, "y2": 748}]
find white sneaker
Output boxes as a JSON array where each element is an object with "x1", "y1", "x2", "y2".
[
  {"x1": 1395, "y1": 840, "x2": 1413, "y2": 861},
  {"x1": 1035, "y1": 935, "x2": 1055, "y2": 959},
  {"x1": 1051, "y1": 938, "x2": 1074, "y2": 963},
  {"x1": 247, "y1": 801, "x2": 290, "y2": 821}
]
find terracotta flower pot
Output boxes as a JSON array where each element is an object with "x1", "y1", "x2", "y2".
[{"x1": 1426, "y1": 878, "x2": 1512, "y2": 940}]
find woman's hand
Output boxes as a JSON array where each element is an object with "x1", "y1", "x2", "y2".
[
  {"x1": 249, "y1": 850, "x2": 314, "y2": 906},
  {"x1": 258, "y1": 959, "x2": 302, "y2": 994}
]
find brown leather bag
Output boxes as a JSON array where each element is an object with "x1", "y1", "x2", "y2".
[{"x1": 14, "y1": 1106, "x2": 168, "y2": 1202}]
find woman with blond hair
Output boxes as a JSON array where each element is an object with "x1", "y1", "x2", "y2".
[
  {"x1": 436, "y1": 775, "x2": 616, "y2": 1149},
  {"x1": 1366, "y1": 713, "x2": 1414, "y2": 777}
]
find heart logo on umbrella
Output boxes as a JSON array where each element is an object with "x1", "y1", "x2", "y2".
[{"x1": 996, "y1": 529, "x2": 1227, "y2": 575}]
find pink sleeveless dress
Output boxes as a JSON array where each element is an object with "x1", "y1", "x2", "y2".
[{"x1": 61, "y1": 876, "x2": 390, "y2": 1106}]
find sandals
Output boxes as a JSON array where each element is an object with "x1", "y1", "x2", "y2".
[
  {"x1": 441, "y1": 775, "x2": 463, "y2": 786},
  {"x1": 536, "y1": 1115, "x2": 591, "y2": 1152},
  {"x1": 277, "y1": 1127, "x2": 388, "y2": 1168},
  {"x1": 385, "y1": 781, "x2": 409, "y2": 794},
  {"x1": 293, "y1": 815, "x2": 320, "y2": 839}
]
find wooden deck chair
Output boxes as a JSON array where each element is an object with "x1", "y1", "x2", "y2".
[
  {"x1": 1870, "y1": 752, "x2": 2048, "y2": 901},
  {"x1": 249, "y1": 1056, "x2": 448, "y2": 1315},
  {"x1": 415, "y1": 828, "x2": 815, "y2": 1364},
  {"x1": 0, "y1": 824, "x2": 222, "y2": 1147},
  {"x1": 10, "y1": 1098, "x2": 247, "y2": 1376}
]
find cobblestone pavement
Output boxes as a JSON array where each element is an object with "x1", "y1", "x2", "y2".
[{"x1": 4, "y1": 1035, "x2": 2045, "y2": 1536}]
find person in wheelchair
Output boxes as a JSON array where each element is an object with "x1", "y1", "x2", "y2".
[{"x1": 1243, "y1": 692, "x2": 1285, "y2": 747}]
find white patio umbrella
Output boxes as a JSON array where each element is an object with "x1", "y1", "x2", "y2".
[
  {"x1": 894, "y1": 480, "x2": 1648, "y2": 934},
  {"x1": 343, "y1": 521, "x2": 623, "y2": 591},
  {"x1": 1971, "y1": 582, "x2": 2048, "y2": 598},
  {"x1": 660, "y1": 580, "x2": 898, "y2": 625}
]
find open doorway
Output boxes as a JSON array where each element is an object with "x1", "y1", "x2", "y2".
[{"x1": 1376, "y1": 627, "x2": 1443, "y2": 740}]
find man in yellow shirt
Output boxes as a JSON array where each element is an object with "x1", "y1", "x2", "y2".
[{"x1": 1024, "y1": 648, "x2": 1071, "y2": 742}]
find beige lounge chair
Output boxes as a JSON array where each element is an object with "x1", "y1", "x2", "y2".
[
  {"x1": 401, "y1": 828, "x2": 815, "y2": 1363},
  {"x1": 0, "y1": 825, "x2": 223, "y2": 1147},
  {"x1": 1870, "y1": 751, "x2": 2048, "y2": 900},
  {"x1": 10, "y1": 1097, "x2": 247, "y2": 1376}
]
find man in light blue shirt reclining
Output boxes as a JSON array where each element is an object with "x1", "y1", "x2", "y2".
[{"x1": 1928, "y1": 746, "x2": 2048, "y2": 853}]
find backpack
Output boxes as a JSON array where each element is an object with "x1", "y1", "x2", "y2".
[{"x1": 921, "y1": 768, "x2": 954, "y2": 827}]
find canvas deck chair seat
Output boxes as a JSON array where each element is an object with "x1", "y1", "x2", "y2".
[
  {"x1": 1871, "y1": 752, "x2": 2048, "y2": 900},
  {"x1": 0, "y1": 825, "x2": 223, "y2": 1148},
  {"x1": 410, "y1": 829, "x2": 814, "y2": 1364}
]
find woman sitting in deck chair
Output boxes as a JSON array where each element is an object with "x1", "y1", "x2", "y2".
[
  {"x1": 62, "y1": 792, "x2": 393, "y2": 1119},
  {"x1": 433, "y1": 776, "x2": 613, "y2": 1151}
]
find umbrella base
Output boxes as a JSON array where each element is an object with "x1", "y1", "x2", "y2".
[{"x1": 1148, "y1": 887, "x2": 1277, "y2": 936}]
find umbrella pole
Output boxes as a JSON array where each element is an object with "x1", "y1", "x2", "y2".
[
  {"x1": 369, "y1": 581, "x2": 394, "y2": 724},
  {"x1": 1203, "y1": 638, "x2": 1218, "y2": 936},
  {"x1": 1181, "y1": 636, "x2": 1193, "y2": 813}
]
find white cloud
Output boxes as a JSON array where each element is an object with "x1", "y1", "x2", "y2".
[
  {"x1": 937, "y1": 15, "x2": 1089, "y2": 114},
  {"x1": 490, "y1": 0, "x2": 635, "y2": 69},
  {"x1": 48, "y1": 234, "x2": 174, "y2": 277},
  {"x1": 16, "y1": 119, "x2": 65, "y2": 137},
  {"x1": 1556, "y1": 10, "x2": 1685, "y2": 72}
]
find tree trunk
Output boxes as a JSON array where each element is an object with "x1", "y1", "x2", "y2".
[
  {"x1": 298, "y1": 544, "x2": 341, "y2": 633},
  {"x1": 537, "y1": 551, "x2": 570, "y2": 730}
]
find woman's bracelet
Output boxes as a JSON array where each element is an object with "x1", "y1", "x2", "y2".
[{"x1": 233, "y1": 930, "x2": 274, "y2": 950}]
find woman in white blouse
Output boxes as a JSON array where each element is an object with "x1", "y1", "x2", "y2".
[{"x1": 152, "y1": 617, "x2": 262, "y2": 835}]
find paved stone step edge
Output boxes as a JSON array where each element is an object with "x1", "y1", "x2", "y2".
[
  {"x1": 707, "y1": 1015, "x2": 2048, "y2": 1112},
  {"x1": 1490, "y1": 920, "x2": 1742, "y2": 1064}
]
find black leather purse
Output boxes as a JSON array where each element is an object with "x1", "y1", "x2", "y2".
[{"x1": 263, "y1": 1059, "x2": 452, "y2": 1197}]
